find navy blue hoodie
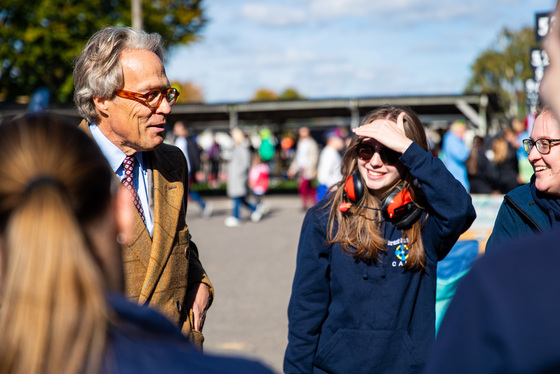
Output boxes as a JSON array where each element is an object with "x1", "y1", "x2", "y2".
[{"x1": 284, "y1": 142, "x2": 476, "y2": 374}]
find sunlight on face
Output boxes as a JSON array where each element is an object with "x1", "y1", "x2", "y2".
[{"x1": 528, "y1": 111, "x2": 560, "y2": 196}]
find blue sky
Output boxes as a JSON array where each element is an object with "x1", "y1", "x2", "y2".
[{"x1": 165, "y1": 0, "x2": 555, "y2": 104}]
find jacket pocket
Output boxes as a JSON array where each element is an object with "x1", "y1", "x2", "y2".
[{"x1": 313, "y1": 329, "x2": 422, "y2": 374}]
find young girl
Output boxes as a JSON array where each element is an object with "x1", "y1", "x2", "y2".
[
  {"x1": 284, "y1": 105, "x2": 476, "y2": 374},
  {"x1": 249, "y1": 152, "x2": 270, "y2": 208}
]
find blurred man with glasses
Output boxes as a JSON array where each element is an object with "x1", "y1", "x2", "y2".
[
  {"x1": 486, "y1": 103, "x2": 560, "y2": 252},
  {"x1": 73, "y1": 26, "x2": 212, "y2": 348}
]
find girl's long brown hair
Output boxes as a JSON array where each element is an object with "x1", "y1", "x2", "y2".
[
  {"x1": 326, "y1": 105, "x2": 429, "y2": 270},
  {"x1": 0, "y1": 115, "x2": 114, "y2": 374}
]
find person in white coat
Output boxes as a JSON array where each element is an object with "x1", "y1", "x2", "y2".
[{"x1": 316, "y1": 130, "x2": 345, "y2": 201}]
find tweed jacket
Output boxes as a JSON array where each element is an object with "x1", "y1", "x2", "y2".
[{"x1": 79, "y1": 121, "x2": 213, "y2": 346}]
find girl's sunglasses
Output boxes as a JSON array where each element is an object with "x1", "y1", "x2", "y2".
[{"x1": 355, "y1": 143, "x2": 400, "y2": 164}]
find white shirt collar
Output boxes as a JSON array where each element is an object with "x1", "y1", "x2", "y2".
[{"x1": 90, "y1": 123, "x2": 144, "y2": 172}]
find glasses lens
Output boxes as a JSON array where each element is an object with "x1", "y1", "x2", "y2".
[
  {"x1": 166, "y1": 88, "x2": 179, "y2": 105},
  {"x1": 147, "y1": 90, "x2": 162, "y2": 107},
  {"x1": 379, "y1": 148, "x2": 400, "y2": 164},
  {"x1": 356, "y1": 144, "x2": 399, "y2": 164},
  {"x1": 536, "y1": 139, "x2": 551, "y2": 154},
  {"x1": 523, "y1": 139, "x2": 533, "y2": 154},
  {"x1": 356, "y1": 145, "x2": 374, "y2": 160}
]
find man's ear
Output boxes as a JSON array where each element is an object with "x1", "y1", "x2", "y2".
[{"x1": 93, "y1": 97, "x2": 110, "y2": 117}]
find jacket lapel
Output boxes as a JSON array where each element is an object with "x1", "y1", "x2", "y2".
[{"x1": 138, "y1": 148, "x2": 184, "y2": 303}]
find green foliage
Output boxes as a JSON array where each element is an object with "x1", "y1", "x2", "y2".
[
  {"x1": 465, "y1": 27, "x2": 537, "y2": 118},
  {"x1": 250, "y1": 87, "x2": 306, "y2": 102},
  {"x1": 0, "y1": 0, "x2": 206, "y2": 104},
  {"x1": 279, "y1": 87, "x2": 305, "y2": 100}
]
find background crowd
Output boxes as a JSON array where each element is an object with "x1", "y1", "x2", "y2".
[{"x1": 163, "y1": 113, "x2": 536, "y2": 211}]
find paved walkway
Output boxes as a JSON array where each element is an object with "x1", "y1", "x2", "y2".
[{"x1": 187, "y1": 194, "x2": 306, "y2": 373}]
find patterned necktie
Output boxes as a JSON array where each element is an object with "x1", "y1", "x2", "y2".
[{"x1": 122, "y1": 155, "x2": 146, "y2": 224}]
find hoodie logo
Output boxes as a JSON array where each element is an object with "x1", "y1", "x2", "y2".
[
  {"x1": 395, "y1": 244, "x2": 409, "y2": 261},
  {"x1": 388, "y1": 238, "x2": 409, "y2": 267}
]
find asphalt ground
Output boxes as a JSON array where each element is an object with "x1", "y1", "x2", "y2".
[{"x1": 186, "y1": 194, "x2": 306, "y2": 373}]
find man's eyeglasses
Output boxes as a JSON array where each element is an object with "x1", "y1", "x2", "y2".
[
  {"x1": 114, "y1": 87, "x2": 180, "y2": 111},
  {"x1": 522, "y1": 138, "x2": 560, "y2": 155},
  {"x1": 355, "y1": 143, "x2": 400, "y2": 164}
]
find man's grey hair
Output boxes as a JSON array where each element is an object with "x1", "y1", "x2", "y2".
[{"x1": 73, "y1": 27, "x2": 166, "y2": 124}]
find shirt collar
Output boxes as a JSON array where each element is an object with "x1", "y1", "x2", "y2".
[{"x1": 90, "y1": 123, "x2": 143, "y2": 172}]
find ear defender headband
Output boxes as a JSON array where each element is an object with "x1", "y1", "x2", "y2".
[{"x1": 342, "y1": 172, "x2": 422, "y2": 230}]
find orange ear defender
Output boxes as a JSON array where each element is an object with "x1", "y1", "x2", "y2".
[{"x1": 342, "y1": 173, "x2": 422, "y2": 229}]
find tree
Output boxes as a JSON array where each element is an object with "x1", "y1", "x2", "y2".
[
  {"x1": 279, "y1": 87, "x2": 305, "y2": 101},
  {"x1": 250, "y1": 88, "x2": 278, "y2": 102},
  {"x1": 250, "y1": 87, "x2": 305, "y2": 102},
  {"x1": 0, "y1": 0, "x2": 206, "y2": 104},
  {"x1": 465, "y1": 27, "x2": 537, "y2": 118},
  {"x1": 171, "y1": 80, "x2": 204, "y2": 103}
]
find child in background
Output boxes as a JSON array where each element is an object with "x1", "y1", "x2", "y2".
[{"x1": 249, "y1": 153, "x2": 270, "y2": 211}]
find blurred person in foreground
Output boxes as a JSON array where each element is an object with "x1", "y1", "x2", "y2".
[
  {"x1": 73, "y1": 26, "x2": 212, "y2": 347},
  {"x1": 424, "y1": 5, "x2": 560, "y2": 373},
  {"x1": 284, "y1": 105, "x2": 475, "y2": 374},
  {"x1": 485, "y1": 103, "x2": 560, "y2": 252},
  {"x1": 0, "y1": 114, "x2": 273, "y2": 374},
  {"x1": 424, "y1": 224, "x2": 560, "y2": 374}
]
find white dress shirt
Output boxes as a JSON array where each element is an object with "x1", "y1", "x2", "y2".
[{"x1": 90, "y1": 123, "x2": 154, "y2": 235}]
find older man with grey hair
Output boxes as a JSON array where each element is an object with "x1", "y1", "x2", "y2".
[{"x1": 73, "y1": 26, "x2": 212, "y2": 348}]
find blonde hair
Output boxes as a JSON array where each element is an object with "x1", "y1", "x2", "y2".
[
  {"x1": 326, "y1": 105, "x2": 428, "y2": 270},
  {"x1": 0, "y1": 115, "x2": 114, "y2": 374}
]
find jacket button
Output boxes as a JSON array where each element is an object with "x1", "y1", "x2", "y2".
[{"x1": 176, "y1": 300, "x2": 182, "y2": 312}]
